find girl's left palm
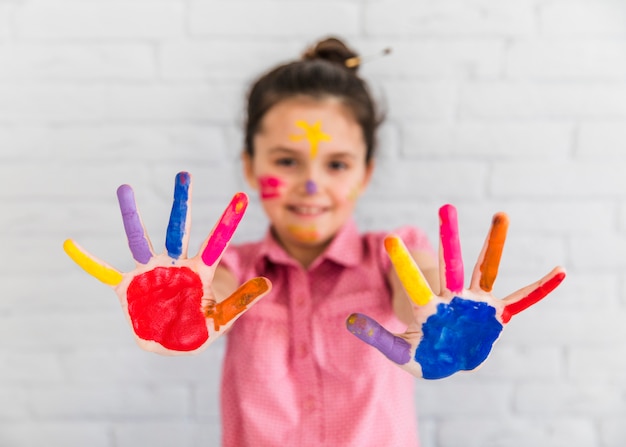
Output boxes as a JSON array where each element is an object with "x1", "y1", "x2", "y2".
[{"x1": 346, "y1": 204, "x2": 566, "y2": 379}]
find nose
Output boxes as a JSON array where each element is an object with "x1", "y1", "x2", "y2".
[
  {"x1": 305, "y1": 179, "x2": 317, "y2": 195},
  {"x1": 301, "y1": 164, "x2": 321, "y2": 196}
]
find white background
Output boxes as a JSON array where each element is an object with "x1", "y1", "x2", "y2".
[{"x1": 1, "y1": 0, "x2": 626, "y2": 446}]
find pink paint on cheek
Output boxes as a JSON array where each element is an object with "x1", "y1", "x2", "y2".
[{"x1": 259, "y1": 176, "x2": 284, "y2": 199}]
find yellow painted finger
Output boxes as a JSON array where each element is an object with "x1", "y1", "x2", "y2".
[
  {"x1": 63, "y1": 239, "x2": 123, "y2": 286},
  {"x1": 384, "y1": 235, "x2": 433, "y2": 306}
]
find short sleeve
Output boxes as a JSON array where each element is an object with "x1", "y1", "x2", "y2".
[{"x1": 379, "y1": 225, "x2": 435, "y2": 274}]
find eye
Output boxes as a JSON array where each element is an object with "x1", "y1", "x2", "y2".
[
  {"x1": 328, "y1": 160, "x2": 349, "y2": 171},
  {"x1": 275, "y1": 157, "x2": 297, "y2": 167}
]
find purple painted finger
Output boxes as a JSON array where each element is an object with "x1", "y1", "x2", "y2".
[
  {"x1": 201, "y1": 192, "x2": 248, "y2": 266},
  {"x1": 117, "y1": 184, "x2": 152, "y2": 264},
  {"x1": 439, "y1": 204, "x2": 464, "y2": 293},
  {"x1": 346, "y1": 313, "x2": 411, "y2": 365}
]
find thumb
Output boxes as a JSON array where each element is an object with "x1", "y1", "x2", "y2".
[{"x1": 346, "y1": 313, "x2": 411, "y2": 365}]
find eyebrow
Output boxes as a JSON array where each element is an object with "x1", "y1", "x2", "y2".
[{"x1": 268, "y1": 147, "x2": 358, "y2": 160}]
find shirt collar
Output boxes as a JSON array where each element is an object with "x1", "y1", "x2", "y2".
[{"x1": 255, "y1": 220, "x2": 363, "y2": 270}]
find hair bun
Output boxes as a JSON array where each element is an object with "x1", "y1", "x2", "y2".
[{"x1": 302, "y1": 37, "x2": 360, "y2": 72}]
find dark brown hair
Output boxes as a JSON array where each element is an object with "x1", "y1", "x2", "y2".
[{"x1": 244, "y1": 37, "x2": 383, "y2": 163}]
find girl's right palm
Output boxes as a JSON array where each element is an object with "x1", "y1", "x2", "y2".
[{"x1": 64, "y1": 171, "x2": 270, "y2": 355}]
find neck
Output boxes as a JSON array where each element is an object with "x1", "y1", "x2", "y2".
[{"x1": 271, "y1": 228, "x2": 331, "y2": 269}]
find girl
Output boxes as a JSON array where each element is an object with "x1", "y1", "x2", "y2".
[
  {"x1": 213, "y1": 37, "x2": 439, "y2": 446},
  {"x1": 64, "y1": 36, "x2": 564, "y2": 447}
]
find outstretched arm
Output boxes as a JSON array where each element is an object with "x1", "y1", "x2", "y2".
[
  {"x1": 64, "y1": 171, "x2": 271, "y2": 355},
  {"x1": 347, "y1": 204, "x2": 565, "y2": 379}
]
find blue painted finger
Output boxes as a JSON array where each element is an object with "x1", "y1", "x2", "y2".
[
  {"x1": 117, "y1": 184, "x2": 152, "y2": 264},
  {"x1": 165, "y1": 172, "x2": 191, "y2": 259},
  {"x1": 346, "y1": 313, "x2": 411, "y2": 365}
]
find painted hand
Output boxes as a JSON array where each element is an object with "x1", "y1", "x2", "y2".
[
  {"x1": 63, "y1": 172, "x2": 270, "y2": 355},
  {"x1": 346, "y1": 204, "x2": 565, "y2": 379}
]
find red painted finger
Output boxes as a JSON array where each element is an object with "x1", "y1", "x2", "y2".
[{"x1": 501, "y1": 267, "x2": 566, "y2": 324}]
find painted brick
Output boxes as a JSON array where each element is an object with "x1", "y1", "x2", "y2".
[
  {"x1": 540, "y1": 0, "x2": 626, "y2": 36},
  {"x1": 403, "y1": 122, "x2": 572, "y2": 159},
  {"x1": 439, "y1": 417, "x2": 597, "y2": 447},
  {"x1": 15, "y1": 1, "x2": 185, "y2": 39},
  {"x1": 188, "y1": 1, "x2": 360, "y2": 37},
  {"x1": 364, "y1": 0, "x2": 536, "y2": 37},
  {"x1": 506, "y1": 40, "x2": 626, "y2": 79},
  {"x1": 0, "y1": 44, "x2": 156, "y2": 80}
]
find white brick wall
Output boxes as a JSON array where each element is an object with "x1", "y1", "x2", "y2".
[{"x1": 1, "y1": 0, "x2": 625, "y2": 446}]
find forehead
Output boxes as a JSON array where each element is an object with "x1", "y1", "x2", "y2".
[{"x1": 257, "y1": 96, "x2": 364, "y2": 144}]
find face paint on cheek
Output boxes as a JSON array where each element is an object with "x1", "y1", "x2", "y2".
[
  {"x1": 258, "y1": 175, "x2": 284, "y2": 199},
  {"x1": 289, "y1": 120, "x2": 332, "y2": 159},
  {"x1": 287, "y1": 224, "x2": 319, "y2": 242},
  {"x1": 347, "y1": 184, "x2": 361, "y2": 202}
]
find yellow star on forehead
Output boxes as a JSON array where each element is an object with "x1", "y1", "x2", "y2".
[{"x1": 289, "y1": 120, "x2": 332, "y2": 159}]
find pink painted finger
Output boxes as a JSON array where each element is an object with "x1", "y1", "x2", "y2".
[
  {"x1": 501, "y1": 267, "x2": 566, "y2": 324},
  {"x1": 117, "y1": 184, "x2": 153, "y2": 264},
  {"x1": 201, "y1": 193, "x2": 248, "y2": 266},
  {"x1": 439, "y1": 204, "x2": 464, "y2": 293}
]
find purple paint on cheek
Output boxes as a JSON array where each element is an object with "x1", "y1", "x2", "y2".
[
  {"x1": 117, "y1": 184, "x2": 152, "y2": 264},
  {"x1": 305, "y1": 180, "x2": 317, "y2": 195},
  {"x1": 346, "y1": 313, "x2": 411, "y2": 365}
]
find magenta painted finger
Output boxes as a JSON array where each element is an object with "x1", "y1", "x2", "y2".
[
  {"x1": 439, "y1": 204, "x2": 464, "y2": 293},
  {"x1": 346, "y1": 313, "x2": 411, "y2": 365},
  {"x1": 201, "y1": 192, "x2": 248, "y2": 266},
  {"x1": 117, "y1": 184, "x2": 152, "y2": 264}
]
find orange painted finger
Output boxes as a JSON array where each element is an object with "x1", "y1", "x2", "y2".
[
  {"x1": 478, "y1": 213, "x2": 509, "y2": 292},
  {"x1": 206, "y1": 277, "x2": 270, "y2": 331}
]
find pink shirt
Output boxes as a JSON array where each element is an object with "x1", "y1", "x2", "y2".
[{"x1": 219, "y1": 220, "x2": 433, "y2": 447}]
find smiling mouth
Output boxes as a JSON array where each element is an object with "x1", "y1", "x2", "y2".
[{"x1": 287, "y1": 205, "x2": 327, "y2": 216}]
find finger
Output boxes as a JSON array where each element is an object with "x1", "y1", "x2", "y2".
[
  {"x1": 346, "y1": 313, "x2": 411, "y2": 365},
  {"x1": 500, "y1": 266, "x2": 566, "y2": 324},
  {"x1": 201, "y1": 192, "x2": 248, "y2": 267},
  {"x1": 439, "y1": 204, "x2": 464, "y2": 293},
  {"x1": 384, "y1": 235, "x2": 434, "y2": 306},
  {"x1": 165, "y1": 172, "x2": 192, "y2": 260},
  {"x1": 206, "y1": 277, "x2": 270, "y2": 331},
  {"x1": 63, "y1": 239, "x2": 123, "y2": 286},
  {"x1": 117, "y1": 184, "x2": 153, "y2": 265},
  {"x1": 470, "y1": 212, "x2": 509, "y2": 292}
]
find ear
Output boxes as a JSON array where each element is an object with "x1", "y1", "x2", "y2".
[
  {"x1": 360, "y1": 160, "x2": 375, "y2": 192},
  {"x1": 241, "y1": 151, "x2": 258, "y2": 190}
]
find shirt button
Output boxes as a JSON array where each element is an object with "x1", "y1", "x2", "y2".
[
  {"x1": 304, "y1": 395, "x2": 316, "y2": 411},
  {"x1": 297, "y1": 343, "x2": 309, "y2": 358}
]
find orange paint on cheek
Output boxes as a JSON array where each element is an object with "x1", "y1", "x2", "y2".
[
  {"x1": 347, "y1": 185, "x2": 361, "y2": 202},
  {"x1": 287, "y1": 224, "x2": 319, "y2": 242}
]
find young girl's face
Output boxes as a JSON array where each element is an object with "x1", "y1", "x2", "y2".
[{"x1": 244, "y1": 96, "x2": 373, "y2": 263}]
